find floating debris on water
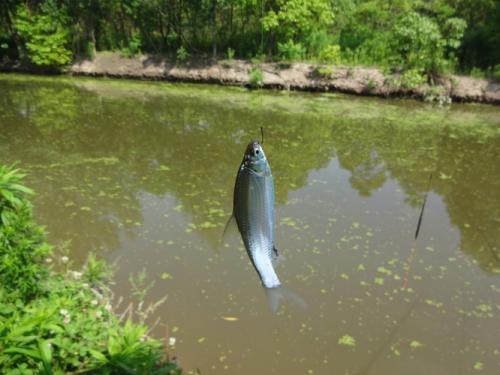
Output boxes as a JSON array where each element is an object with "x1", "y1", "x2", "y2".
[{"x1": 338, "y1": 335, "x2": 356, "y2": 347}]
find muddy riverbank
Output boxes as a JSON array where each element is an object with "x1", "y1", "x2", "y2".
[{"x1": 4, "y1": 52, "x2": 500, "y2": 104}]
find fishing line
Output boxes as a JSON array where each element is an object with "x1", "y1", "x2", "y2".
[
  {"x1": 260, "y1": 126, "x2": 265, "y2": 144},
  {"x1": 414, "y1": 173, "x2": 433, "y2": 240},
  {"x1": 402, "y1": 172, "x2": 433, "y2": 289},
  {"x1": 358, "y1": 293, "x2": 422, "y2": 374}
]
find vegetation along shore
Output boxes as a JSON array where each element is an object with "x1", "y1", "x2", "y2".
[
  {"x1": 1, "y1": 1, "x2": 499, "y2": 104},
  {"x1": 0, "y1": 164, "x2": 183, "y2": 373}
]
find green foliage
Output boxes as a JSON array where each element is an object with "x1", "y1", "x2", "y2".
[
  {"x1": 0, "y1": 165, "x2": 50, "y2": 301},
  {"x1": 304, "y1": 29, "x2": 336, "y2": 58},
  {"x1": 129, "y1": 268, "x2": 155, "y2": 301},
  {"x1": 278, "y1": 39, "x2": 305, "y2": 61},
  {"x1": 0, "y1": 265, "x2": 180, "y2": 373},
  {"x1": 314, "y1": 66, "x2": 335, "y2": 79},
  {"x1": 0, "y1": 165, "x2": 182, "y2": 374},
  {"x1": 0, "y1": 0, "x2": 497, "y2": 76},
  {"x1": 250, "y1": 54, "x2": 266, "y2": 65},
  {"x1": 263, "y1": 0, "x2": 335, "y2": 60},
  {"x1": 391, "y1": 12, "x2": 466, "y2": 76},
  {"x1": 176, "y1": 46, "x2": 189, "y2": 64},
  {"x1": 318, "y1": 45, "x2": 341, "y2": 64},
  {"x1": 366, "y1": 77, "x2": 377, "y2": 90},
  {"x1": 492, "y1": 65, "x2": 500, "y2": 80},
  {"x1": 470, "y1": 67, "x2": 486, "y2": 79},
  {"x1": 94, "y1": 319, "x2": 178, "y2": 373},
  {"x1": 337, "y1": 1, "x2": 472, "y2": 74},
  {"x1": 83, "y1": 252, "x2": 114, "y2": 285},
  {"x1": 248, "y1": 67, "x2": 264, "y2": 88},
  {"x1": 13, "y1": 3, "x2": 72, "y2": 67},
  {"x1": 397, "y1": 69, "x2": 427, "y2": 90},
  {"x1": 85, "y1": 41, "x2": 96, "y2": 60},
  {"x1": 392, "y1": 12, "x2": 442, "y2": 70},
  {"x1": 263, "y1": 0, "x2": 334, "y2": 38},
  {"x1": 121, "y1": 31, "x2": 142, "y2": 57}
]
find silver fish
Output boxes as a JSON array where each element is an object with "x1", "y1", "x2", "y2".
[{"x1": 230, "y1": 140, "x2": 280, "y2": 288}]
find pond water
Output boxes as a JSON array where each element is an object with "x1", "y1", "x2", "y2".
[{"x1": 1, "y1": 74, "x2": 500, "y2": 374}]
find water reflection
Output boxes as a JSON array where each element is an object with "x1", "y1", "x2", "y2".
[
  {"x1": 2, "y1": 77, "x2": 497, "y2": 271},
  {"x1": 1, "y1": 76, "x2": 500, "y2": 373}
]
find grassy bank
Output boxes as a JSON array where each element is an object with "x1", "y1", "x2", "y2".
[{"x1": 0, "y1": 165, "x2": 182, "y2": 374}]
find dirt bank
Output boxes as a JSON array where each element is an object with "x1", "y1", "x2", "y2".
[{"x1": 22, "y1": 52, "x2": 500, "y2": 104}]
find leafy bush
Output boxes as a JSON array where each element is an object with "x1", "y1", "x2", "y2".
[
  {"x1": 391, "y1": 12, "x2": 466, "y2": 77},
  {"x1": 388, "y1": 69, "x2": 426, "y2": 90},
  {"x1": 392, "y1": 12, "x2": 442, "y2": 71},
  {"x1": 262, "y1": 0, "x2": 334, "y2": 56},
  {"x1": 318, "y1": 45, "x2": 341, "y2": 64},
  {"x1": 248, "y1": 67, "x2": 264, "y2": 87},
  {"x1": 13, "y1": 3, "x2": 72, "y2": 67},
  {"x1": 470, "y1": 67, "x2": 486, "y2": 79},
  {"x1": 0, "y1": 165, "x2": 51, "y2": 301},
  {"x1": 176, "y1": 46, "x2": 189, "y2": 64},
  {"x1": 341, "y1": 36, "x2": 391, "y2": 68},
  {"x1": 0, "y1": 165, "x2": 182, "y2": 374},
  {"x1": 250, "y1": 54, "x2": 266, "y2": 65},
  {"x1": 399, "y1": 69, "x2": 427, "y2": 89},
  {"x1": 85, "y1": 41, "x2": 96, "y2": 60},
  {"x1": 278, "y1": 39, "x2": 305, "y2": 61},
  {"x1": 470, "y1": 65, "x2": 500, "y2": 81},
  {"x1": 491, "y1": 65, "x2": 500, "y2": 81},
  {"x1": 305, "y1": 29, "x2": 335, "y2": 58},
  {"x1": 314, "y1": 66, "x2": 335, "y2": 79},
  {"x1": 121, "y1": 32, "x2": 142, "y2": 57}
]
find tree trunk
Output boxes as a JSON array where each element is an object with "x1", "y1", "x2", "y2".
[{"x1": 211, "y1": 0, "x2": 217, "y2": 59}]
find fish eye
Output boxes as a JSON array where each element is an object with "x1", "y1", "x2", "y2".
[{"x1": 255, "y1": 149, "x2": 259, "y2": 154}]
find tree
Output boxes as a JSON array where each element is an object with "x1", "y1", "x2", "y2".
[
  {"x1": 391, "y1": 11, "x2": 466, "y2": 76},
  {"x1": 262, "y1": 0, "x2": 334, "y2": 59},
  {"x1": 0, "y1": 0, "x2": 497, "y2": 74},
  {"x1": 14, "y1": 2, "x2": 72, "y2": 67}
]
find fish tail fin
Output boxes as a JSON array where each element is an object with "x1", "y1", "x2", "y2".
[{"x1": 265, "y1": 285, "x2": 307, "y2": 313}]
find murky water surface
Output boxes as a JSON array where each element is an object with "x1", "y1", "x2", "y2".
[{"x1": 1, "y1": 74, "x2": 500, "y2": 374}]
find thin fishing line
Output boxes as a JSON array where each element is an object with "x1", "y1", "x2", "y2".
[
  {"x1": 415, "y1": 173, "x2": 433, "y2": 240},
  {"x1": 403, "y1": 172, "x2": 433, "y2": 289}
]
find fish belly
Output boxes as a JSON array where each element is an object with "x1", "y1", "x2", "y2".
[{"x1": 251, "y1": 244, "x2": 281, "y2": 288}]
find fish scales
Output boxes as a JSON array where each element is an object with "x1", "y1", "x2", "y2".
[{"x1": 233, "y1": 140, "x2": 280, "y2": 288}]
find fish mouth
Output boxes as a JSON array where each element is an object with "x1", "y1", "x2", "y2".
[{"x1": 245, "y1": 140, "x2": 262, "y2": 158}]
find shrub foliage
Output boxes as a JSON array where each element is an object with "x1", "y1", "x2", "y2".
[{"x1": 0, "y1": 165, "x2": 181, "y2": 374}]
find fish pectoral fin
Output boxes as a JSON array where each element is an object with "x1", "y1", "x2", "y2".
[{"x1": 220, "y1": 215, "x2": 239, "y2": 250}]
